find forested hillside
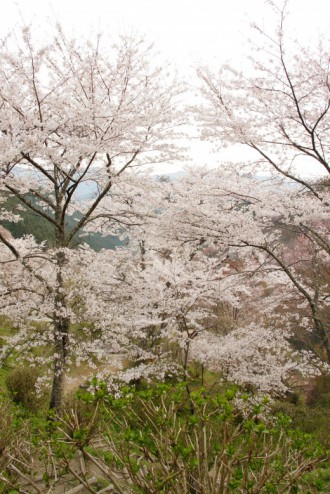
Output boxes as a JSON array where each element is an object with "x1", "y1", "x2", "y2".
[{"x1": 1, "y1": 195, "x2": 124, "y2": 250}]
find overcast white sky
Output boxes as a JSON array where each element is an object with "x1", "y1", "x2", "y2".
[
  {"x1": 0, "y1": 0, "x2": 330, "y2": 65},
  {"x1": 1, "y1": 0, "x2": 330, "y2": 174},
  {"x1": 3, "y1": 0, "x2": 330, "y2": 69}
]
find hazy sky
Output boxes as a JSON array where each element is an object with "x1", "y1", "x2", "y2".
[
  {"x1": 3, "y1": 1, "x2": 330, "y2": 69},
  {"x1": 1, "y1": 0, "x2": 330, "y2": 174}
]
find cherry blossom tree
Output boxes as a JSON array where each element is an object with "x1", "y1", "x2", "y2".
[
  {"x1": 0, "y1": 25, "x2": 182, "y2": 412},
  {"x1": 197, "y1": 1, "x2": 330, "y2": 186},
  {"x1": 147, "y1": 167, "x2": 330, "y2": 393},
  {"x1": 195, "y1": 0, "x2": 330, "y2": 364}
]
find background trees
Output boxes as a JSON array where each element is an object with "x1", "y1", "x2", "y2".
[
  {"x1": 147, "y1": 168, "x2": 329, "y2": 393},
  {"x1": 195, "y1": 1, "x2": 330, "y2": 366}
]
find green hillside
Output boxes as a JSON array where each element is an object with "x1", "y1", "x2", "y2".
[{"x1": 1, "y1": 195, "x2": 124, "y2": 251}]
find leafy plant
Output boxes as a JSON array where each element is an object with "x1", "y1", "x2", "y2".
[
  {"x1": 5, "y1": 366, "x2": 47, "y2": 413},
  {"x1": 81, "y1": 383, "x2": 328, "y2": 494}
]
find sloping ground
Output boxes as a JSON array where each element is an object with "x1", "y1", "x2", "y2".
[
  {"x1": 64, "y1": 355, "x2": 125, "y2": 394},
  {"x1": 7, "y1": 452, "x2": 115, "y2": 493}
]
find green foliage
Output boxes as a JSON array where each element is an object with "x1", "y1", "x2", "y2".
[
  {"x1": 270, "y1": 381, "x2": 330, "y2": 493},
  {"x1": 82, "y1": 383, "x2": 327, "y2": 493},
  {"x1": 0, "y1": 396, "x2": 33, "y2": 493},
  {"x1": 60, "y1": 392, "x2": 102, "y2": 448},
  {"x1": 5, "y1": 365, "x2": 47, "y2": 413},
  {"x1": 300, "y1": 468, "x2": 330, "y2": 493},
  {"x1": 1, "y1": 194, "x2": 124, "y2": 250},
  {"x1": 0, "y1": 398, "x2": 15, "y2": 468},
  {"x1": 1, "y1": 195, "x2": 56, "y2": 245},
  {"x1": 0, "y1": 382, "x2": 328, "y2": 493},
  {"x1": 272, "y1": 379, "x2": 330, "y2": 450}
]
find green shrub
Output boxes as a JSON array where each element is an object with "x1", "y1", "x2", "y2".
[
  {"x1": 0, "y1": 383, "x2": 328, "y2": 493},
  {"x1": 0, "y1": 397, "x2": 32, "y2": 493},
  {"x1": 6, "y1": 366, "x2": 45, "y2": 412},
  {"x1": 300, "y1": 467, "x2": 330, "y2": 493},
  {"x1": 78, "y1": 383, "x2": 328, "y2": 494},
  {"x1": 0, "y1": 398, "x2": 14, "y2": 469},
  {"x1": 273, "y1": 390, "x2": 330, "y2": 450},
  {"x1": 306, "y1": 375, "x2": 330, "y2": 407},
  {"x1": 59, "y1": 391, "x2": 102, "y2": 447}
]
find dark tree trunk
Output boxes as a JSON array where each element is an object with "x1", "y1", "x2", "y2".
[
  {"x1": 49, "y1": 317, "x2": 69, "y2": 412},
  {"x1": 315, "y1": 314, "x2": 330, "y2": 364},
  {"x1": 49, "y1": 247, "x2": 69, "y2": 413}
]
